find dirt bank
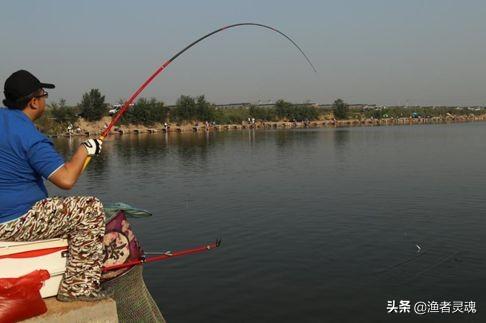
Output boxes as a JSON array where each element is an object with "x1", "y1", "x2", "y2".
[{"x1": 55, "y1": 114, "x2": 486, "y2": 137}]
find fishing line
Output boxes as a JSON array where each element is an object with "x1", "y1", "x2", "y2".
[
  {"x1": 375, "y1": 251, "x2": 429, "y2": 275},
  {"x1": 352, "y1": 249, "x2": 462, "y2": 294},
  {"x1": 404, "y1": 250, "x2": 462, "y2": 284}
]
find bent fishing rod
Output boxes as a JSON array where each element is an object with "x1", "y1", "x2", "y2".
[
  {"x1": 102, "y1": 239, "x2": 222, "y2": 272},
  {"x1": 83, "y1": 22, "x2": 317, "y2": 170}
]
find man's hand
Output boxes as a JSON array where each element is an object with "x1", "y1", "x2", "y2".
[{"x1": 82, "y1": 139, "x2": 103, "y2": 156}]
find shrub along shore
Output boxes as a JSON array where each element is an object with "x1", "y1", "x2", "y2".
[
  {"x1": 35, "y1": 89, "x2": 486, "y2": 136},
  {"x1": 48, "y1": 114, "x2": 486, "y2": 137}
]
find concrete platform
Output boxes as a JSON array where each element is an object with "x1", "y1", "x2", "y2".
[{"x1": 23, "y1": 297, "x2": 118, "y2": 323}]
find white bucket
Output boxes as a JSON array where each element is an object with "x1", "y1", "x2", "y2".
[{"x1": 0, "y1": 239, "x2": 68, "y2": 298}]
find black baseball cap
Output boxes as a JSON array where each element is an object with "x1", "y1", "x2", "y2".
[{"x1": 4, "y1": 70, "x2": 55, "y2": 103}]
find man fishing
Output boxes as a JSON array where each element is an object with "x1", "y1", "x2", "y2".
[
  {"x1": 0, "y1": 70, "x2": 107, "y2": 301},
  {"x1": 0, "y1": 24, "x2": 312, "y2": 302}
]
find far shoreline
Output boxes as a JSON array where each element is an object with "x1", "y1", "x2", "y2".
[{"x1": 50, "y1": 114, "x2": 486, "y2": 137}]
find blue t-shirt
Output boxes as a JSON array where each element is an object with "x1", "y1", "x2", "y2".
[{"x1": 0, "y1": 108, "x2": 65, "y2": 223}]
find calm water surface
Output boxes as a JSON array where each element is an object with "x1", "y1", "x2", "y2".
[{"x1": 49, "y1": 123, "x2": 486, "y2": 323}]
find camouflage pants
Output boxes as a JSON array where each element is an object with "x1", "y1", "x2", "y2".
[{"x1": 0, "y1": 196, "x2": 105, "y2": 298}]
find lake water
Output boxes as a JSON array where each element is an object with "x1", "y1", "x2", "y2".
[{"x1": 48, "y1": 123, "x2": 486, "y2": 323}]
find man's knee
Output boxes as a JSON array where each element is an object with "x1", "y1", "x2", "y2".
[
  {"x1": 81, "y1": 196, "x2": 103, "y2": 206},
  {"x1": 70, "y1": 196, "x2": 105, "y2": 224},
  {"x1": 86, "y1": 197, "x2": 105, "y2": 220}
]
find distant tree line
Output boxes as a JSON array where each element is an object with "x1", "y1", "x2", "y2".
[
  {"x1": 34, "y1": 88, "x2": 485, "y2": 134},
  {"x1": 360, "y1": 106, "x2": 482, "y2": 119}
]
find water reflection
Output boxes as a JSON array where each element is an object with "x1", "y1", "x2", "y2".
[
  {"x1": 332, "y1": 129, "x2": 350, "y2": 150},
  {"x1": 275, "y1": 129, "x2": 319, "y2": 153},
  {"x1": 275, "y1": 130, "x2": 292, "y2": 149},
  {"x1": 247, "y1": 129, "x2": 255, "y2": 145},
  {"x1": 171, "y1": 132, "x2": 215, "y2": 167},
  {"x1": 53, "y1": 132, "x2": 222, "y2": 173},
  {"x1": 332, "y1": 129, "x2": 351, "y2": 167},
  {"x1": 114, "y1": 134, "x2": 168, "y2": 162},
  {"x1": 51, "y1": 136, "x2": 76, "y2": 157}
]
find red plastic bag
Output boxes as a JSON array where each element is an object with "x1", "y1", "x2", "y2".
[{"x1": 0, "y1": 270, "x2": 50, "y2": 323}]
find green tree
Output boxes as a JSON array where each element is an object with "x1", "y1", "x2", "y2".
[
  {"x1": 36, "y1": 99, "x2": 79, "y2": 135},
  {"x1": 212, "y1": 107, "x2": 249, "y2": 124},
  {"x1": 49, "y1": 99, "x2": 78, "y2": 124},
  {"x1": 332, "y1": 99, "x2": 349, "y2": 119},
  {"x1": 274, "y1": 100, "x2": 320, "y2": 121},
  {"x1": 293, "y1": 104, "x2": 319, "y2": 121},
  {"x1": 121, "y1": 98, "x2": 168, "y2": 125},
  {"x1": 195, "y1": 95, "x2": 214, "y2": 121},
  {"x1": 275, "y1": 100, "x2": 294, "y2": 120},
  {"x1": 249, "y1": 105, "x2": 277, "y2": 121},
  {"x1": 173, "y1": 95, "x2": 216, "y2": 122},
  {"x1": 79, "y1": 89, "x2": 107, "y2": 121},
  {"x1": 174, "y1": 95, "x2": 197, "y2": 121}
]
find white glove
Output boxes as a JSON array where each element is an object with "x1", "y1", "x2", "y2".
[{"x1": 82, "y1": 139, "x2": 103, "y2": 156}]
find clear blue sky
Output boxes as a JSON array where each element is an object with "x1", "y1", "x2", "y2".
[{"x1": 1, "y1": 0, "x2": 486, "y2": 106}]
